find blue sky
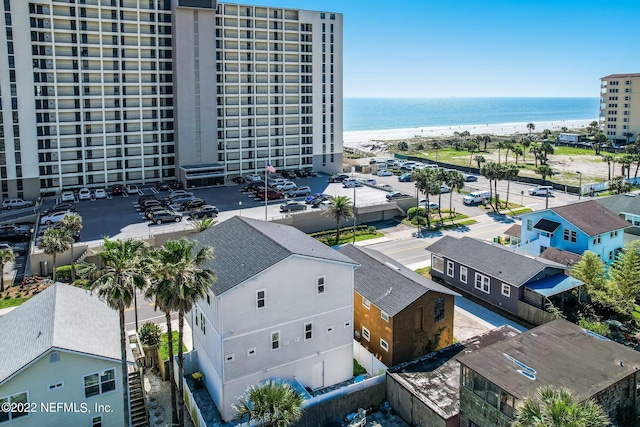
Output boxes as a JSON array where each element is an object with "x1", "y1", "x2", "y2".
[{"x1": 240, "y1": 0, "x2": 640, "y2": 98}]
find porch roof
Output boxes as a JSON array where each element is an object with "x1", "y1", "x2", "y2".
[
  {"x1": 533, "y1": 218, "x2": 561, "y2": 233},
  {"x1": 526, "y1": 275, "x2": 583, "y2": 297}
]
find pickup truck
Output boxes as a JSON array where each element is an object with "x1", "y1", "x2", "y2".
[{"x1": 462, "y1": 191, "x2": 491, "y2": 205}]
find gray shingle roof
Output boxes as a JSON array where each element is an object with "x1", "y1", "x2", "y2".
[
  {"x1": 550, "y1": 200, "x2": 630, "y2": 236},
  {"x1": 594, "y1": 193, "x2": 640, "y2": 217},
  {"x1": 338, "y1": 245, "x2": 459, "y2": 316},
  {"x1": 192, "y1": 216, "x2": 357, "y2": 296},
  {"x1": 458, "y1": 319, "x2": 640, "y2": 402},
  {"x1": 0, "y1": 283, "x2": 126, "y2": 385},
  {"x1": 426, "y1": 236, "x2": 565, "y2": 287}
]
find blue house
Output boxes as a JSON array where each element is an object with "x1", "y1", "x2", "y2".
[{"x1": 519, "y1": 200, "x2": 630, "y2": 264}]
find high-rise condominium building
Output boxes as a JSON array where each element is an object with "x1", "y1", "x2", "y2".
[
  {"x1": 0, "y1": 0, "x2": 342, "y2": 200},
  {"x1": 599, "y1": 73, "x2": 640, "y2": 144}
]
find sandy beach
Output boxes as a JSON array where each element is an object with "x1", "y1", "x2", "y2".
[{"x1": 343, "y1": 119, "x2": 594, "y2": 151}]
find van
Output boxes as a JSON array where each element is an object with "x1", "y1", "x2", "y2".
[{"x1": 462, "y1": 191, "x2": 491, "y2": 205}]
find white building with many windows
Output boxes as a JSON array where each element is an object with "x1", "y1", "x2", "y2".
[
  {"x1": 189, "y1": 216, "x2": 357, "y2": 421},
  {"x1": 600, "y1": 73, "x2": 640, "y2": 144},
  {"x1": 0, "y1": 0, "x2": 342, "y2": 199}
]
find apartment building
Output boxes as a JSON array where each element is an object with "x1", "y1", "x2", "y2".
[
  {"x1": 600, "y1": 73, "x2": 640, "y2": 144},
  {"x1": 0, "y1": 0, "x2": 342, "y2": 199}
]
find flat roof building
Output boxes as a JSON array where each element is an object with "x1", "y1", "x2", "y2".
[{"x1": 600, "y1": 73, "x2": 640, "y2": 144}]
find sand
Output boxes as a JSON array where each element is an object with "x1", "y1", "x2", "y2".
[{"x1": 343, "y1": 119, "x2": 594, "y2": 152}]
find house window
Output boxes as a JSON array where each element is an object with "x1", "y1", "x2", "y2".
[
  {"x1": 225, "y1": 354, "x2": 234, "y2": 363},
  {"x1": 271, "y1": 331, "x2": 280, "y2": 350},
  {"x1": 526, "y1": 219, "x2": 532, "y2": 231},
  {"x1": 610, "y1": 230, "x2": 618, "y2": 238},
  {"x1": 609, "y1": 251, "x2": 614, "y2": 261},
  {"x1": 501, "y1": 283, "x2": 511, "y2": 297},
  {"x1": 326, "y1": 325, "x2": 334, "y2": 333},
  {"x1": 206, "y1": 294, "x2": 211, "y2": 305},
  {"x1": 247, "y1": 348, "x2": 256, "y2": 357},
  {"x1": 380, "y1": 338, "x2": 389, "y2": 351},
  {"x1": 48, "y1": 382, "x2": 64, "y2": 391},
  {"x1": 593, "y1": 235, "x2": 601, "y2": 245},
  {"x1": 474, "y1": 273, "x2": 490, "y2": 294},
  {"x1": 380, "y1": 310, "x2": 389, "y2": 322},
  {"x1": 317, "y1": 276, "x2": 325, "y2": 294},
  {"x1": 344, "y1": 320, "x2": 351, "y2": 328},
  {"x1": 434, "y1": 297, "x2": 445, "y2": 322},
  {"x1": 362, "y1": 326, "x2": 370, "y2": 341},
  {"x1": 362, "y1": 298, "x2": 370, "y2": 309},
  {"x1": 460, "y1": 266, "x2": 467, "y2": 283},
  {"x1": 431, "y1": 255, "x2": 444, "y2": 273},
  {"x1": 304, "y1": 322, "x2": 313, "y2": 340},
  {"x1": 446, "y1": 261, "x2": 454, "y2": 277},
  {"x1": 0, "y1": 391, "x2": 29, "y2": 422},
  {"x1": 92, "y1": 415, "x2": 103, "y2": 427},
  {"x1": 83, "y1": 369, "x2": 116, "y2": 398},
  {"x1": 256, "y1": 289, "x2": 266, "y2": 309},
  {"x1": 563, "y1": 229, "x2": 577, "y2": 243}
]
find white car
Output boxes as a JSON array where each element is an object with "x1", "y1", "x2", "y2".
[
  {"x1": 78, "y1": 188, "x2": 92, "y2": 200},
  {"x1": 440, "y1": 185, "x2": 451, "y2": 194},
  {"x1": 40, "y1": 210, "x2": 73, "y2": 225},
  {"x1": 94, "y1": 189, "x2": 107, "y2": 199},
  {"x1": 287, "y1": 186, "x2": 312, "y2": 197},
  {"x1": 276, "y1": 182, "x2": 297, "y2": 192},
  {"x1": 246, "y1": 173, "x2": 262, "y2": 182},
  {"x1": 528, "y1": 186, "x2": 554, "y2": 196},
  {"x1": 377, "y1": 170, "x2": 393, "y2": 177},
  {"x1": 61, "y1": 191, "x2": 75, "y2": 202},
  {"x1": 126, "y1": 184, "x2": 139, "y2": 195}
]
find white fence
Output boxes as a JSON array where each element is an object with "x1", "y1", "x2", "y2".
[
  {"x1": 353, "y1": 340, "x2": 387, "y2": 376},
  {"x1": 183, "y1": 376, "x2": 207, "y2": 427}
]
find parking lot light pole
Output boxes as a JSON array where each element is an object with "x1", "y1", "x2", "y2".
[
  {"x1": 352, "y1": 166, "x2": 356, "y2": 243},
  {"x1": 239, "y1": 201, "x2": 242, "y2": 217},
  {"x1": 576, "y1": 171, "x2": 582, "y2": 200}
]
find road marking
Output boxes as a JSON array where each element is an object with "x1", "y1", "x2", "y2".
[{"x1": 122, "y1": 192, "x2": 129, "y2": 198}]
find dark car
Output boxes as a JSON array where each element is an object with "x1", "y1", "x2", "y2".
[
  {"x1": 189, "y1": 205, "x2": 219, "y2": 219},
  {"x1": 328, "y1": 174, "x2": 350, "y2": 183},
  {"x1": 140, "y1": 199, "x2": 163, "y2": 210},
  {"x1": 310, "y1": 196, "x2": 331, "y2": 208},
  {"x1": 169, "y1": 195, "x2": 197, "y2": 205},
  {"x1": 386, "y1": 191, "x2": 411, "y2": 200},
  {"x1": 0, "y1": 225, "x2": 32, "y2": 242},
  {"x1": 231, "y1": 176, "x2": 246, "y2": 184},
  {"x1": 145, "y1": 205, "x2": 170, "y2": 219},
  {"x1": 255, "y1": 189, "x2": 285, "y2": 200},
  {"x1": 280, "y1": 201, "x2": 308, "y2": 212},
  {"x1": 181, "y1": 198, "x2": 207, "y2": 211},
  {"x1": 0, "y1": 242, "x2": 26, "y2": 256},
  {"x1": 168, "y1": 180, "x2": 184, "y2": 190},
  {"x1": 43, "y1": 203, "x2": 76, "y2": 215},
  {"x1": 150, "y1": 211, "x2": 182, "y2": 224},
  {"x1": 111, "y1": 184, "x2": 123, "y2": 195},
  {"x1": 138, "y1": 195, "x2": 158, "y2": 205},
  {"x1": 242, "y1": 181, "x2": 266, "y2": 192},
  {"x1": 155, "y1": 181, "x2": 170, "y2": 191},
  {"x1": 398, "y1": 173, "x2": 412, "y2": 182}
]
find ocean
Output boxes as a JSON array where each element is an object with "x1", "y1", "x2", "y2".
[{"x1": 343, "y1": 98, "x2": 599, "y2": 132}]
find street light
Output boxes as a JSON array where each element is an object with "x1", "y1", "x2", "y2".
[
  {"x1": 352, "y1": 166, "x2": 356, "y2": 243},
  {"x1": 415, "y1": 183, "x2": 420, "y2": 236},
  {"x1": 576, "y1": 171, "x2": 582, "y2": 200},
  {"x1": 239, "y1": 201, "x2": 242, "y2": 217}
]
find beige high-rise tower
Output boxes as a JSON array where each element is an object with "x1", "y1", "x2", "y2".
[{"x1": 599, "y1": 73, "x2": 640, "y2": 144}]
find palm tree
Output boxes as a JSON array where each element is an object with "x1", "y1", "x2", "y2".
[
  {"x1": 493, "y1": 163, "x2": 507, "y2": 210},
  {"x1": 38, "y1": 228, "x2": 73, "y2": 281},
  {"x1": 513, "y1": 386, "x2": 610, "y2": 427},
  {"x1": 431, "y1": 141, "x2": 441, "y2": 162},
  {"x1": 603, "y1": 155, "x2": 614, "y2": 181},
  {"x1": 542, "y1": 129, "x2": 552, "y2": 139},
  {"x1": 155, "y1": 238, "x2": 215, "y2": 427},
  {"x1": 233, "y1": 379, "x2": 305, "y2": 427},
  {"x1": 59, "y1": 213, "x2": 82, "y2": 281},
  {"x1": 536, "y1": 165, "x2": 554, "y2": 182},
  {"x1": 529, "y1": 144, "x2": 540, "y2": 167},
  {"x1": 561, "y1": 126, "x2": 568, "y2": 132},
  {"x1": 474, "y1": 154, "x2": 486, "y2": 170},
  {"x1": 620, "y1": 155, "x2": 633, "y2": 178},
  {"x1": 539, "y1": 141, "x2": 554, "y2": 165},
  {"x1": 521, "y1": 138, "x2": 531, "y2": 162},
  {"x1": 623, "y1": 132, "x2": 634, "y2": 145},
  {"x1": 512, "y1": 146, "x2": 523, "y2": 164},
  {"x1": 89, "y1": 238, "x2": 148, "y2": 427},
  {"x1": 504, "y1": 164, "x2": 520, "y2": 207},
  {"x1": 467, "y1": 140, "x2": 478, "y2": 167},
  {"x1": 526, "y1": 122, "x2": 535, "y2": 136},
  {"x1": 497, "y1": 141, "x2": 505, "y2": 164},
  {"x1": 480, "y1": 162, "x2": 500, "y2": 211},
  {"x1": 192, "y1": 216, "x2": 216, "y2": 233},
  {"x1": 0, "y1": 248, "x2": 15, "y2": 292},
  {"x1": 481, "y1": 135, "x2": 491, "y2": 151},
  {"x1": 322, "y1": 195, "x2": 354, "y2": 245},
  {"x1": 445, "y1": 171, "x2": 465, "y2": 222},
  {"x1": 412, "y1": 168, "x2": 439, "y2": 230},
  {"x1": 503, "y1": 139, "x2": 515, "y2": 163},
  {"x1": 589, "y1": 120, "x2": 599, "y2": 136}
]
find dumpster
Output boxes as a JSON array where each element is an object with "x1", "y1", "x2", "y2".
[{"x1": 192, "y1": 372, "x2": 203, "y2": 390}]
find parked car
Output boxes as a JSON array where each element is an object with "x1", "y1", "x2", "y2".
[
  {"x1": 440, "y1": 185, "x2": 451, "y2": 193},
  {"x1": 145, "y1": 206, "x2": 170, "y2": 219},
  {"x1": 139, "y1": 195, "x2": 158, "y2": 205},
  {"x1": 0, "y1": 225, "x2": 32, "y2": 243},
  {"x1": 140, "y1": 199, "x2": 163, "y2": 210},
  {"x1": 61, "y1": 192, "x2": 75, "y2": 202},
  {"x1": 463, "y1": 191, "x2": 491, "y2": 205},
  {"x1": 255, "y1": 189, "x2": 285, "y2": 200},
  {"x1": 245, "y1": 173, "x2": 262, "y2": 182},
  {"x1": 126, "y1": 184, "x2": 139, "y2": 195},
  {"x1": 364, "y1": 178, "x2": 377, "y2": 185},
  {"x1": 328, "y1": 174, "x2": 350, "y2": 183},
  {"x1": 377, "y1": 170, "x2": 393, "y2": 177},
  {"x1": 168, "y1": 189, "x2": 191, "y2": 199},
  {"x1": 38, "y1": 222, "x2": 80, "y2": 242},
  {"x1": 463, "y1": 174, "x2": 479, "y2": 182},
  {"x1": 78, "y1": 188, "x2": 92, "y2": 201},
  {"x1": 40, "y1": 210, "x2": 73, "y2": 225},
  {"x1": 44, "y1": 203, "x2": 76, "y2": 215},
  {"x1": 398, "y1": 173, "x2": 412, "y2": 182},
  {"x1": 419, "y1": 200, "x2": 440, "y2": 210},
  {"x1": 231, "y1": 176, "x2": 246, "y2": 184},
  {"x1": 386, "y1": 191, "x2": 410, "y2": 200},
  {"x1": 380, "y1": 184, "x2": 394, "y2": 191},
  {"x1": 310, "y1": 196, "x2": 331, "y2": 208},
  {"x1": 189, "y1": 205, "x2": 219, "y2": 219},
  {"x1": 150, "y1": 210, "x2": 182, "y2": 224},
  {"x1": 280, "y1": 201, "x2": 308, "y2": 213},
  {"x1": 169, "y1": 195, "x2": 197, "y2": 206},
  {"x1": 94, "y1": 188, "x2": 107, "y2": 199},
  {"x1": 275, "y1": 182, "x2": 297, "y2": 192},
  {"x1": 180, "y1": 198, "x2": 207, "y2": 211},
  {"x1": 288, "y1": 186, "x2": 312, "y2": 197},
  {"x1": 111, "y1": 184, "x2": 123, "y2": 196},
  {"x1": 2, "y1": 199, "x2": 34, "y2": 210},
  {"x1": 168, "y1": 180, "x2": 184, "y2": 190},
  {"x1": 343, "y1": 180, "x2": 363, "y2": 188},
  {"x1": 306, "y1": 193, "x2": 330, "y2": 204},
  {"x1": 242, "y1": 181, "x2": 266, "y2": 192},
  {"x1": 155, "y1": 181, "x2": 170, "y2": 191},
  {"x1": 528, "y1": 185, "x2": 554, "y2": 196},
  {"x1": 0, "y1": 242, "x2": 26, "y2": 256}
]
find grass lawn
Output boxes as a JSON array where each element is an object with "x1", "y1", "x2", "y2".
[
  {"x1": 158, "y1": 331, "x2": 187, "y2": 361},
  {"x1": 0, "y1": 296, "x2": 30, "y2": 309},
  {"x1": 353, "y1": 359, "x2": 367, "y2": 376}
]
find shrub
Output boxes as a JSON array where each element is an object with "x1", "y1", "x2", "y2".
[
  {"x1": 578, "y1": 319, "x2": 611, "y2": 337},
  {"x1": 139, "y1": 322, "x2": 161, "y2": 347},
  {"x1": 55, "y1": 265, "x2": 73, "y2": 281}
]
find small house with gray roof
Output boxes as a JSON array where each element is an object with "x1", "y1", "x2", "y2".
[
  {"x1": 458, "y1": 319, "x2": 640, "y2": 427},
  {"x1": 0, "y1": 283, "x2": 133, "y2": 427},
  {"x1": 519, "y1": 199, "x2": 630, "y2": 264},
  {"x1": 338, "y1": 244, "x2": 459, "y2": 367},
  {"x1": 427, "y1": 236, "x2": 582, "y2": 324},
  {"x1": 188, "y1": 216, "x2": 359, "y2": 422}
]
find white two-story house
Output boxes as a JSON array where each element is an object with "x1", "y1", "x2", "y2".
[
  {"x1": 0, "y1": 283, "x2": 132, "y2": 427},
  {"x1": 189, "y1": 216, "x2": 358, "y2": 422}
]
